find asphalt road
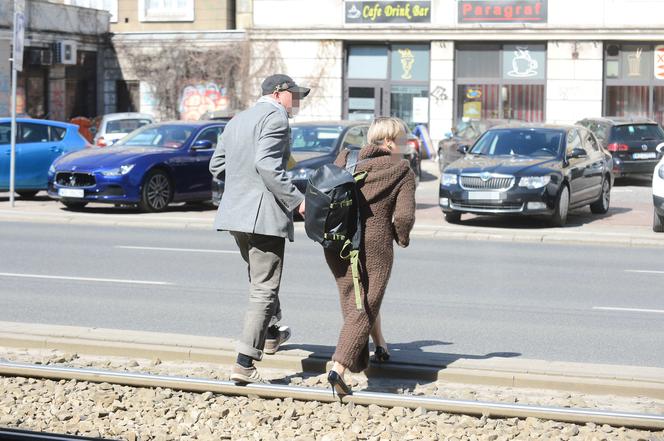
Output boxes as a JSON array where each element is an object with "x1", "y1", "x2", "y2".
[{"x1": 1, "y1": 221, "x2": 663, "y2": 368}]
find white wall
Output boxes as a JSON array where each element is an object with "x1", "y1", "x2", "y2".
[
  {"x1": 429, "y1": 41, "x2": 455, "y2": 145},
  {"x1": 254, "y1": 0, "x2": 664, "y2": 30},
  {"x1": 251, "y1": 40, "x2": 344, "y2": 121},
  {"x1": 546, "y1": 41, "x2": 603, "y2": 125}
]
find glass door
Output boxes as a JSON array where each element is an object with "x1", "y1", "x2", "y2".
[{"x1": 345, "y1": 84, "x2": 388, "y2": 121}]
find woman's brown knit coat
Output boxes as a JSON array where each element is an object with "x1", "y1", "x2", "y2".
[{"x1": 324, "y1": 144, "x2": 416, "y2": 373}]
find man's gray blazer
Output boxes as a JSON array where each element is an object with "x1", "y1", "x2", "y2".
[{"x1": 209, "y1": 98, "x2": 304, "y2": 241}]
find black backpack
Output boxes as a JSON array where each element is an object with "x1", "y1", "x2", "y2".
[{"x1": 304, "y1": 149, "x2": 367, "y2": 310}]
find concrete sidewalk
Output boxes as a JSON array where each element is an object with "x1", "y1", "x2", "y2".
[{"x1": 1, "y1": 321, "x2": 662, "y2": 400}]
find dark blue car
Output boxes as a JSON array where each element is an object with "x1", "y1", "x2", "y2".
[{"x1": 48, "y1": 121, "x2": 225, "y2": 211}]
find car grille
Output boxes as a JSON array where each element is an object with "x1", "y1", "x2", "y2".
[
  {"x1": 55, "y1": 172, "x2": 96, "y2": 187},
  {"x1": 451, "y1": 201, "x2": 523, "y2": 213},
  {"x1": 460, "y1": 175, "x2": 514, "y2": 191}
]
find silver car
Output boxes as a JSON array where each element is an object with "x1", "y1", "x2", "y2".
[{"x1": 93, "y1": 112, "x2": 154, "y2": 147}]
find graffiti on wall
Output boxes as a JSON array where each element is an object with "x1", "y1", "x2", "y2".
[{"x1": 179, "y1": 83, "x2": 230, "y2": 121}]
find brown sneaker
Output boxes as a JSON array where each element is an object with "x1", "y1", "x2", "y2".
[
  {"x1": 264, "y1": 326, "x2": 291, "y2": 355},
  {"x1": 230, "y1": 363, "x2": 265, "y2": 384}
]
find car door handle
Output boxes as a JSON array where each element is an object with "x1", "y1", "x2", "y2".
[{"x1": 50, "y1": 146, "x2": 63, "y2": 153}]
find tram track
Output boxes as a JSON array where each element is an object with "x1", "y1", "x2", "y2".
[{"x1": 1, "y1": 361, "x2": 663, "y2": 432}]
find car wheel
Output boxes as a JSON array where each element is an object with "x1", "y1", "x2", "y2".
[
  {"x1": 17, "y1": 190, "x2": 38, "y2": 199},
  {"x1": 62, "y1": 201, "x2": 88, "y2": 210},
  {"x1": 139, "y1": 169, "x2": 172, "y2": 212},
  {"x1": 444, "y1": 211, "x2": 462, "y2": 224},
  {"x1": 590, "y1": 177, "x2": 611, "y2": 214},
  {"x1": 654, "y1": 210, "x2": 664, "y2": 233},
  {"x1": 550, "y1": 185, "x2": 569, "y2": 227}
]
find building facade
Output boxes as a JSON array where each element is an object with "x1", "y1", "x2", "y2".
[
  {"x1": 0, "y1": 0, "x2": 109, "y2": 120},
  {"x1": 249, "y1": 0, "x2": 664, "y2": 144}
]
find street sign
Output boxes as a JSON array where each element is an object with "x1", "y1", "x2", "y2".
[{"x1": 13, "y1": 11, "x2": 25, "y2": 72}]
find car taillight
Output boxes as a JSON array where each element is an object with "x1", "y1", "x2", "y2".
[
  {"x1": 96, "y1": 137, "x2": 107, "y2": 147},
  {"x1": 407, "y1": 138, "x2": 420, "y2": 153},
  {"x1": 607, "y1": 143, "x2": 629, "y2": 152}
]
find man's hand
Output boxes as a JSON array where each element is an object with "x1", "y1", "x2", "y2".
[{"x1": 297, "y1": 200, "x2": 306, "y2": 219}]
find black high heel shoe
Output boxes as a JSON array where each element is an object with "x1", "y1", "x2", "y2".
[
  {"x1": 371, "y1": 345, "x2": 390, "y2": 363},
  {"x1": 327, "y1": 370, "x2": 352, "y2": 399}
]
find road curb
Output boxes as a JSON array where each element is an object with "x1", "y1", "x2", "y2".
[
  {"x1": 1, "y1": 322, "x2": 662, "y2": 399},
  {"x1": 2, "y1": 209, "x2": 664, "y2": 248}
]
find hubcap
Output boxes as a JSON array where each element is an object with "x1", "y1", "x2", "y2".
[{"x1": 147, "y1": 174, "x2": 170, "y2": 210}]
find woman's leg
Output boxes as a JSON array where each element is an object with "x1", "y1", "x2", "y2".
[{"x1": 370, "y1": 312, "x2": 387, "y2": 349}]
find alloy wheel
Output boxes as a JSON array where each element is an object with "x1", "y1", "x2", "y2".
[{"x1": 145, "y1": 173, "x2": 171, "y2": 211}]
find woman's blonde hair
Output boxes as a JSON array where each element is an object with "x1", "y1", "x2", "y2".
[{"x1": 367, "y1": 117, "x2": 406, "y2": 147}]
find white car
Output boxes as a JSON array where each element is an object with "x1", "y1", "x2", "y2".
[
  {"x1": 93, "y1": 112, "x2": 154, "y2": 147},
  {"x1": 654, "y1": 150, "x2": 664, "y2": 232}
]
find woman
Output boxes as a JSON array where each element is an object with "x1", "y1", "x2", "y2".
[{"x1": 325, "y1": 117, "x2": 416, "y2": 397}]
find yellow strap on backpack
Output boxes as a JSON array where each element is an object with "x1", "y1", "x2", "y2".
[{"x1": 340, "y1": 240, "x2": 363, "y2": 310}]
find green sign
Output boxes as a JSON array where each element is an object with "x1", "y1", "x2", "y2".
[{"x1": 345, "y1": 1, "x2": 431, "y2": 24}]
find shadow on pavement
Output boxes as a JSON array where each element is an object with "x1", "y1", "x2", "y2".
[
  {"x1": 450, "y1": 206, "x2": 632, "y2": 230},
  {"x1": 58, "y1": 202, "x2": 216, "y2": 214},
  {"x1": 614, "y1": 176, "x2": 652, "y2": 188},
  {"x1": 420, "y1": 169, "x2": 438, "y2": 183},
  {"x1": 279, "y1": 341, "x2": 521, "y2": 388}
]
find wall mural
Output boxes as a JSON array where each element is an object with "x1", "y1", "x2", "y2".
[{"x1": 179, "y1": 83, "x2": 230, "y2": 121}]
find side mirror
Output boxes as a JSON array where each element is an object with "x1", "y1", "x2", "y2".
[
  {"x1": 457, "y1": 144, "x2": 470, "y2": 155},
  {"x1": 192, "y1": 139, "x2": 213, "y2": 150},
  {"x1": 569, "y1": 147, "x2": 588, "y2": 159}
]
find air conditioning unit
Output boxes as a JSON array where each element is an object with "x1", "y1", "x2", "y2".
[{"x1": 53, "y1": 40, "x2": 77, "y2": 65}]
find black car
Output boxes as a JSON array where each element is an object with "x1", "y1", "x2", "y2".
[
  {"x1": 576, "y1": 117, "x2": 664, "y2": 178},
  {"x1": 437, "y1": 119, "x2": 516, "y2": 172},
  {"x1": 439, "y1": 124, "x2": 613, "y2": 227},
  {"x1": 212, "y1": 120, "x2": 420, "y2": 206}
]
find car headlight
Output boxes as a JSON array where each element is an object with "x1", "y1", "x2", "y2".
[
  {"x1": 659, "y1": 164, "x2": 664, "y2": 180},
  {"x1": 101, "y1": 164, "x2": 135, "y2": 176},
  {"x1": 441, "y1": 173, "x2": 458, "y2": 186},
  {"x1": 519, "y1": 176, "x2": 551, "y2": 189},
  {"x1": 286, "y1": 168, "x2": 314, "y2": 180}
]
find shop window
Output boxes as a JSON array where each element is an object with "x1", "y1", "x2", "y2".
[
  {"x1": 391, "y1": 85, "x2": 429, "y2": 125},
  {"x1": 347, "y1": 46, "x2": 388, "y2": 79},
  {"x1": 456, "y1": 45, "x2": 500, "y2": 79},
  {"x1": 456, "y1": 43, "x2": 545, "y2": 124},
  {"x1": 391, "y1": 45, "x2": 429, "y2": 82},
  {"x1": 139, "y1": 0, "x2": 194, "y2": 22},
  {"x1": 604, "y1": 44, "x2": 664, "y2": 125},
  {"x1": 605, "y1": 86, "x2": 649, "y2": 118}
]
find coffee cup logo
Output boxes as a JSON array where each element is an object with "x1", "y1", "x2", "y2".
[{"x1": 508, "y1": 47, "x2": 538, "y2": 78}]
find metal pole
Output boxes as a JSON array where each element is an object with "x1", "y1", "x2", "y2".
[{"x1": 9, "y1": 57, "x2": 17, "y2": 207}]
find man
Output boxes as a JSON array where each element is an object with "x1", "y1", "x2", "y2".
[{"x1": 209, "y1": 74, "x2": 309, "y2": 383}]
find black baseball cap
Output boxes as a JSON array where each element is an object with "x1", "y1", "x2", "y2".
[{"x1": 261, "y1": 74, "x2": 310, "y2": 97}]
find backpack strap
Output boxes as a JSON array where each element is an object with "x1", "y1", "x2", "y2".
[{"x1": 341, "y1": 148, "x2": 366, "y2": 311}]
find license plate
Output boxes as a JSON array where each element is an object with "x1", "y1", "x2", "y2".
[
  {"x1": 632, "y1": 152, "x2": 656, "y2": 160},
  {"x1": 468, "y1": 191, "x2": 500, "y2": 200},
  {"x1": 58, "y1": 188, "x2": 84, "y2": 198}
]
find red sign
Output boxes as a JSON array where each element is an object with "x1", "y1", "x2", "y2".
[
  {"x1": 655, "y1": 46, "x2": 664, "y2": 80},
  {"x1": 458, "y1": 0, "x2": 547, "y2": 23}
]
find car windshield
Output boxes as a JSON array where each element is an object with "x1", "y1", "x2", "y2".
[
  {"x1": 290, "y1": 126, "x2": 343, "y2": 153},
  {"x1": 470, "y1": 129, "x2": 564, "y2": 157},
  {"x1": 611, "y1": 124, "x2": 664, "y2": 141},
  {"x1": 115, "y1": 125, "x2": 194, "y2": 148},
  {"x1": 106, "y1": 119, "x2": 152, "y2": 134}
]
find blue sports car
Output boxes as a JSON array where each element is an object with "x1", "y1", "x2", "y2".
[
  {"x1": 1, "y1": 118, "x2": 89, "y2": 197},
  {"x1": 48, "y1": 121, "x2": 225, "y2": 211}
]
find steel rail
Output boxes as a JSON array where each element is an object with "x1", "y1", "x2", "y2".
[
  {"x1": 0, "y1": 427, "x2": 114, "y2": 440},
  {"x1": 0, "y1": 361, "x2": 663, "y2": 431}
]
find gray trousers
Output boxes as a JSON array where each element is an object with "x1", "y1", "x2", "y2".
[{"x1": 231, "y1": 231, "x2": 285, "y2": 361}]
